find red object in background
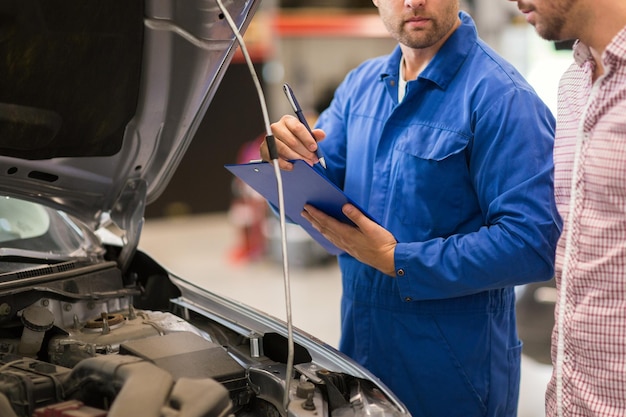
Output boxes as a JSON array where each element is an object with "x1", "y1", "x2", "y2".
[
  {"x1": 33, "y1": 400, "x2": 107, "y2": 417},
  {"x1": 273, "y1": 12, "x2": 388, "y2": 38},
  {"x1": 228, "y1": 134, "x2": 268, "y2": 263}
]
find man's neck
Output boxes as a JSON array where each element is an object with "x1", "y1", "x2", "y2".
[
  {"x1": 590, "y1": 48, "x2": 604, "y2": 82},
  {"x1": 580, "y1": 3, "x2": 626, "y2": 81},
  {"x1": 401, "y1": 54, "x2": 430, "y2": 81},
  {"x1": 398, "y1": 15, "x2": 461, "y2": 80}
]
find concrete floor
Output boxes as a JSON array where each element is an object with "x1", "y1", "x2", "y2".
[
  {"x1": 139, "y1": 212, "x2": 552, "y2": 417},
  {"x1": 139, "y1": 212, "x2": 343, "y2": 345}
]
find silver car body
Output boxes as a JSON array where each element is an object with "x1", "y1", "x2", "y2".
[{"x1": 0, "y1": 1, "x2": 411, "y2": 417}]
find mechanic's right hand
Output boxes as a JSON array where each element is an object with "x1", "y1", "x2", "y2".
[{"x1": 259, "y1": 115, "x2": 326, "y2": 171}]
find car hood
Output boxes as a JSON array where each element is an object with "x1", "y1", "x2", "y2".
[{"x1": 0, "y1": 0, "x2": 260, "y2": 258}]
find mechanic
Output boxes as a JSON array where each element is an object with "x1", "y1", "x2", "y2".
[{"x1": 262, "y1": 0, "x2": 562, "y2": 415}]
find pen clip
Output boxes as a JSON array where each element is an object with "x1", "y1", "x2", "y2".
[{"x1": 283, "y1": 84, "x2": 299, "y2": 112}]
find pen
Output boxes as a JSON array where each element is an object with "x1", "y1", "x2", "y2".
[{"x1": 282, "y1": 83, "x2": 327, "y2": 169}]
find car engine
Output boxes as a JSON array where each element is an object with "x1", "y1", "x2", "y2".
[{"x1": 0, "y1": 255, "x2": 403, "y2": 417}]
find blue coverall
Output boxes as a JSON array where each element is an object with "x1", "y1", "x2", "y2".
[{"x1": 315, "y1": 11, "x2": 562, "y2": 417}]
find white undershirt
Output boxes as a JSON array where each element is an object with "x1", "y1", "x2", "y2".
[{"x1": 398, "y1": 56, "x2": 408, "y2": 102}]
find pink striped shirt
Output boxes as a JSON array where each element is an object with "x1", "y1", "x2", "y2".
[{"x1": 546, "y1": 27, "x2": 626, "y2": 417}]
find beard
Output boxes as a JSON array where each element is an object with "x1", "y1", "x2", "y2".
[
  {"x1": 380, "y1": 5, "x2": 459, "y2": 50},
  {"x1": 534, "y1": 13, "x2": 567, "y2": 41},
  {"x1": 518, "y1": 0, "x2": 574, "y2": 42},
  {"x1": 397, "y1": 20, "x2": 454, "y2": 49}
]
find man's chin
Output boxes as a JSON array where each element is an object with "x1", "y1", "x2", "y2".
[{"x1": 532, "y1": 22, "x2": 562, "y2": 42}]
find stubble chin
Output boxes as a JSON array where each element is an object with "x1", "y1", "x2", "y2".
[
  {"x1": 400, "y1": 34, "x2": 436, "y2": 49},
  {"x1": 533, "y1": 20, "x2": 564, "y2": 42},
  {"x1": 398, "y1": 23, "x2": 441, "y2": 49}
]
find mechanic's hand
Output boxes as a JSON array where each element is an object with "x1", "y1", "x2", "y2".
[
  {"x1": 302, "y1": 203, "x2": 397, "y2": 277},
  {"x1": 260, "y1": 115, "x2": 326, "y2": 170}
]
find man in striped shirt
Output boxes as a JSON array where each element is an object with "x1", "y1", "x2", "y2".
[{"x1": 508, "y1": 0, "x2": 626, "y2": 416}]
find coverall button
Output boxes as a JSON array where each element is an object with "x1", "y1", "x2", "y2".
[{"x1": 397, "y1": 269, "x2": 405, "y2": 276}]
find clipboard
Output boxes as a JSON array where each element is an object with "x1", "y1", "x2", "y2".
[{"x1": 224, "y1": 160, "x2": 376, "y2": 255}]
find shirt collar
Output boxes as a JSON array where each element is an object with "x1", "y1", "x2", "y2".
[
  {"x1": 381, "y1": 11, "x2": 478, "y2": 90},
  {"x1": 573, "y1": 24, "x2": 626, "y2": 72},
  {"x1": 572, "y1": 40, "x2": 594, "y2": 67}
]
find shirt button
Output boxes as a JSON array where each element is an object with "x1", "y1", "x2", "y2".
[
  {"x1": 397, "y1": 269, "x2": 405, "y2": 276},
  {"x1": 404, "y1": 297, "x2": 412, "y2": 302}
]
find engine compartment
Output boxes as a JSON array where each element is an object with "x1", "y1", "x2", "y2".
[{"x1": 0, "y1": 254, "x2": 400, "y2": 417}]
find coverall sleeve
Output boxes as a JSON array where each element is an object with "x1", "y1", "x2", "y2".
[{"x1": 392, "y1": 88, "x2": 562, "y2": 300}]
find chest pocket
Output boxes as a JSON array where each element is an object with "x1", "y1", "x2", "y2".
[{"x1": 389, "y1": 128, "x2": 472, "y2": 236}]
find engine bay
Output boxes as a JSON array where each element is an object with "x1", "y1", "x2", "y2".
[{"x1": 0, "y1": 255, "x2": 401, "y2": 417}]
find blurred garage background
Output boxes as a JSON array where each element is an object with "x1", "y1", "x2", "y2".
[{"x1": 138, "y1": 1, "x2": 574, "y2": 416}]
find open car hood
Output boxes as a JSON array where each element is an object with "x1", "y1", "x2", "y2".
[{"x1": 0, "y1": 0, "x2": 260, "y2": 254}]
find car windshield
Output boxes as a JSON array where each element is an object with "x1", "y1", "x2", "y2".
[{"x1": 0, "y1": 196, "x2": 103, "y2": 263}]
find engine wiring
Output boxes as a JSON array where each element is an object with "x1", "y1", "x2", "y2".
[{"x1": 214, "y1": 0, "x2": 295, "y2": 412}]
